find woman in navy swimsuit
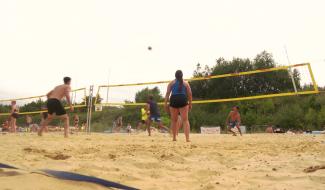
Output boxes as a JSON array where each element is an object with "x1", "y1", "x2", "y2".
[{"x1": 165, "y1": 70, "x2": 192, "y2": 142}]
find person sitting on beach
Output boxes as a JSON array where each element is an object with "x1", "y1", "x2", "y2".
[
  {"x1": 2, "y1": 120, "x2": 10, "y2": 132},
  {"x1": 40, "y1": 107, "x2": 49, "y2": 133},
  {"x1": 126, "y1": 123, "x2": 133, "y2": 134},
  {"x1": 73, "y1": 114, "x2": 80, "y2": 131},
  {"x1": 226, "y1": 106, "x2": 242, "y2": 136},
  {"x1": 81, "y1": 122, "x2": 86, "y2": 131},
  {"x1": 265, "y1": 125, "x2": 274, "y2": 133},
  {"x1": 26, "y1": 115, "x2": 32, "y2": 128},
  {"x1": 274, "y1": 128, "x2": 285, "y2": 133}
]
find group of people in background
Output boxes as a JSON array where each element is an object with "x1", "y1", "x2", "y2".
[
  {"x1": 112, "y1": 70, "x2": 193, "y2": 142},
  {"x1": 2, "y1": 72, "x2": 245, "y2": 141},
  {"x1": 0, "y1": 98, "x2": 82, "y2": 134},
  {"x1": 110, "y1": 70, "x2": 244, "y2": 141}
]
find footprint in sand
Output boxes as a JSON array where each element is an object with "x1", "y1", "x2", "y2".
[
  {"x1": 44, "y1": 153, "x2": 71, "y2": 160},
  {"x1": 23, "y1": 147, "x2": 47, "y2": 154},
  {"x1": 304, "y1": 165, "x2": 325, "y2": 173},
  {"x1": 23, "y1": 148, "x2": 70, "y2": 160}
]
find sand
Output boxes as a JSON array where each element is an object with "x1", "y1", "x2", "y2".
[{"x1": 0, "y1": 132, "x2": 325, "y2": 190}]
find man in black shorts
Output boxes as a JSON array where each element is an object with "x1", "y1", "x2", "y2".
[{"x1": 38, "y1": 77, "x2": 74, "y2": 138}]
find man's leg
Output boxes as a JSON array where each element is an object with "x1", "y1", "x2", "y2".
[
  {"x1": 157, "y1": 120, "x2": 169, "y2": 132},
  {"x1": 147, "y1": 119, "x2": 152, "y2": 136},
  {"x1": 236, "y1": 125, "x2": 242, "y2": 136},
  {"x1": 38, "y1": 114, "x2": 54, "y2": 136},
  {"x1": 58, "y1": 114, "x2": 69, "y2": 138},
  {"x1": 228, "y1": 126, "x2": 237, "y2": 136}
]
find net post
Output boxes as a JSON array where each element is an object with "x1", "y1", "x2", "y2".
[
  {"x1": 86, "y1": 85, "x2": 94, "y2": 134},
  {"x1": 307, "y1": 63, "x2": 319, "y2": 93},
  {"x1": 289, "y1": 67, "x2": 298, "y2": 94},
  {"x1": 284, "y1": 46, "x2": 298, "y2": 94}
]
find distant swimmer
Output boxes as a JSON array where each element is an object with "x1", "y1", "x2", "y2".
[
  {"x1": 165, "y1": 70, "x2": 192, "y2": 142},
  {"x1": 10, "y1": 101, "x2": 19, "y2": 133},
  {"x1": 146, "y1": 95, "x2": 169, "y2": 136},
  {"x1": 38, "y1": 77, "x2": 74, "y2": 138},
  {"x1": 226, "y1": 106, "x2": 242, "y2": 136}
]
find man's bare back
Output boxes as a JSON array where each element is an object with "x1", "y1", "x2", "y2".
[{"x1": 47, "y1": 84, "x2": 71, "y2": 100}]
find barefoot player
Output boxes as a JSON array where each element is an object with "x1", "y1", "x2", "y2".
[
  {"x1": 226, "y1": 106, "x2": 242, "y2": 136},
  {"x1": 38, "y1": 77, "x2": 74, "y2": 138},
  {"x1": 147, "y1": 95, "x2": 169, "y2": 136}
]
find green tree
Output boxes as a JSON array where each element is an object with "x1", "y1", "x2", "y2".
[
  {"x1": 305, "y1": 108, "x2": 318, "y2": 129},
  {"x1": 317, "y1": 107, "x2": 325, "y2": 129},
  {"x1": 274, "y1": 104, "x2": 304, "y2": 130},
  {"x1": 135, "y1": 87, "x2": 164, "y2": 103},
  {"x1": 191, "y1": 51, "x2": 300, "y2": 101}
]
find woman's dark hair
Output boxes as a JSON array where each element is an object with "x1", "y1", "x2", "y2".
[
  {"x1": 175, "y1": 70, "x2": 183, "y2": 92},
  {"x1": 63, "y1": 77, "x2": 71, "y2": 84}
]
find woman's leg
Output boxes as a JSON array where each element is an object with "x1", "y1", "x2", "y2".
[
  {"x1": 179, "y1": 105, "x2": 190, "y2": 142},
  {"x1": 169, "y1": 107, "x2": 179, "y2": 141}
]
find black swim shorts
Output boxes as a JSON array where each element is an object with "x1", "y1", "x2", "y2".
[
  {"x1": 47, "y1": 99, "x2": 66, "y2": 116},
  {"x1": 169, "y1": 94, "x2": 188, "y2": 108}
]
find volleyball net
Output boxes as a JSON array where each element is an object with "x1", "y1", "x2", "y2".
[
  {"x1": 0, "y1": 87, "x2": 87, "y2": 117},
  {"x1": 95, "y1": 63, "x2": 318, "y2": 107}
]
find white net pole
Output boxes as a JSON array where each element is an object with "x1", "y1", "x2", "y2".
[{"x1": 284, "y1": 46, "x2": 298, "y2": 93}]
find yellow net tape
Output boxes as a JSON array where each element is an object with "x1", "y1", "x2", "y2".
[
  {"x1": 0, "y1": 88, "x2": 87, "y2": 116},
  {"x1": 95, "y1": 63, "x2": 319, "y2": 106}
]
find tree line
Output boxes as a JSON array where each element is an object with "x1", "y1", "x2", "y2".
[{"x1": 1, "y1": 51, "x2": 324, "y2": 132}]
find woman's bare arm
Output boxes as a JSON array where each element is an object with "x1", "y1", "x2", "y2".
[
  {"x1": 165, "y1": 82, "x2": 172, "y2": 105},
  {"x1": 185, "y1": 81, "x2": 192, "y2": 109}
]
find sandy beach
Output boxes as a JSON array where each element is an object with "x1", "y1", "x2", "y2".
[{"x1": 0, "y1": 132, "x2": 325, "y2": 190}]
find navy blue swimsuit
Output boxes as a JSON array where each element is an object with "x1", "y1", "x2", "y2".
[{"x1": 169, "y1": 80, "x2": 188, "y2": 108}]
